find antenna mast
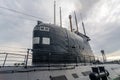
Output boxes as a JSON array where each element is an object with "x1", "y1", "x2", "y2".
[
  {"x1": 60, "y1": 7, "x2": 62, "y2": 27},
  {"x1": 101, "y1": 50, "x2": 107, "y2": 63},
  {"x1": 54, "y1": 1, "x2": 56, "y2": 25},
  {"x1": 69, "y1": 15, "x2": 73, "y2": 32},
  {"x1": 74, "y1": 11, "x2": 79, "y2": 32},
  {"x1": 80, "y1": 14, "x2": 86, "y2": 35}
]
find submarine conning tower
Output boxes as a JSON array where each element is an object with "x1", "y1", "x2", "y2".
[{"x1": 32, "y1": 21, "x2": 94, "y2": 65}]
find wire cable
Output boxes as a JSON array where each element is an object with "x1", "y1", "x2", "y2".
[
  {"x1": 0, "y1": 12, "x2": 38, "y2": 22},
  {"x1": 0, "y1": 6, "x2": 46, "y2": 21}
]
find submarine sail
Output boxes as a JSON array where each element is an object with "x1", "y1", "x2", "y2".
[{"x1": 32, "y1": 21, "x2": 94, "y2": 65}]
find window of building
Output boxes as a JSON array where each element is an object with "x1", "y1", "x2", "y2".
[
  {"x1": 40, "y1": 26, "x2": 49, "y2": 32},
  {"x1": 42, "y1": 37, "x2": 50, "y2": 45},
  {"x1": 34, "y1": 26, "x2": 49, "y2": 32},
  {"x1": 44, "y1": 27, "x2": 49, "y2": 31},
  {"x1": 40, "y1": 27, "x2": 44, "y2": 30},
  {"x1": 33, "y1": 37, "x2": 40, "y2": 44}
]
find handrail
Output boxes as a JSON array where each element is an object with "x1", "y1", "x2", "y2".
[
  {"x1": 0, "y1": 52, "x2": 32, "y2": 67},
  {"x1": 0, "y1": 50, "x2": 95, "y2": 67},
  {"x1": 0, "y1": 52, "x2": 31, "y2": 56},
  {"x1": 2, "y1": 53, "x2": 8, "y2": 67}
]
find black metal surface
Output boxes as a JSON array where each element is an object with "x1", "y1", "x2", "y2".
[
  {"x1": 50, "y1": 75, "x2": 67, "y2": 80},
  {"x1": 89, "y1": 66, "x2": 109, "y2": 80},
  {"x1": 32, "y1": 21, "x2": 94, "y2": 65},
  {"x1": 72, "y1": 73, "x2": 79, "y2": 78}
]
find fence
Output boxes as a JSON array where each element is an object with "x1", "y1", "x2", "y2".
[{"x1": 0, "y1": 49, "x2": 95, "y2": 67}]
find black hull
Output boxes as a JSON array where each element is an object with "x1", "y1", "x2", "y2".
[{"x1": 32, "y1": 22, "x2": 94, "y2": 65}]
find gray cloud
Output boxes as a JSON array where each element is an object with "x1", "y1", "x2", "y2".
[
  {"x1": 84, "y1": 0, "x2": 120, "y2": 55},
  {"x1": 0, "y1": 0, "x2": 120, "y2": 60}
]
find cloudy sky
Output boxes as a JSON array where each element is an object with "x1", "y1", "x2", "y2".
[{"x1": 0, "y1": 0, "x2": 120, "y2": 61}]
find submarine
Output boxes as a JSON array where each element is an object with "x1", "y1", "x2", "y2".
[
  {"x1": 0, "y1": 2, "x2": 120, "y2": 80},
  {"x1": 0, "y1": 20, "x2": 120, "y2": 80},
  {"x1": 32, "y1": 20, "x2": 94, "y2": 65},
  {"x1": 0, "y1": 19, "x2": 120, "y2": 80}
]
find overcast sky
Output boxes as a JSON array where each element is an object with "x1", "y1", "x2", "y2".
[{"x1": 0, "y1": 0, "x2": 120, "y2": 60}]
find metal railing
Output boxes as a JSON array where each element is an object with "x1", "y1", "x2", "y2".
[
  {"x1": 0, "y1": 49, "x2": 32, "y2": 67},
  {"x1": 0, "y1": 49, "x2": 95, "y2": 67}
]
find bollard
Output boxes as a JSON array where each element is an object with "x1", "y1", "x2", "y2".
[{"x1": 89, "y1": 66, "x2": 109, "y2": 80}]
